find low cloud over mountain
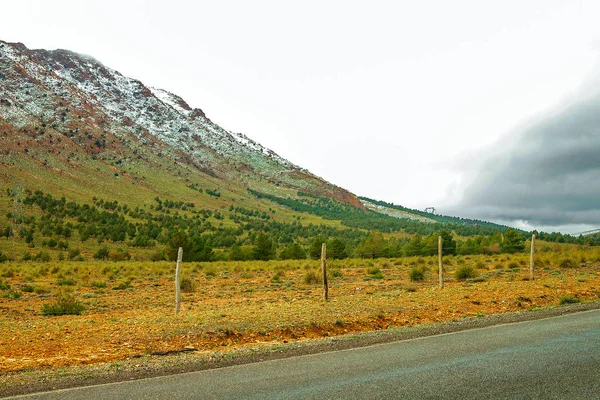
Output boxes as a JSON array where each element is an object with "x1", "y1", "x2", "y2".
[{"x1": 450, "y1": 84, "x2": 600, "y2": 232}]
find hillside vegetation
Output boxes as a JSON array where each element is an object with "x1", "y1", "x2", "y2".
[
  {"x1": 2, "y1": 187, "x2": 599, "y2": 266},
  {"x1": 1, "y1": 248, "x2": 599, "y2": 373}
]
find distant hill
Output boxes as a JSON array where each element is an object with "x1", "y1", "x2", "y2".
[{"x1": 359, "y1": 197, "x2": 510, "y2": 230}]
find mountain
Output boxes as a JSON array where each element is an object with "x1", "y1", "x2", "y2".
[
  {"x1": 1, "y1": 40, "x2": 590, "y2": 262},
  {"x1": 0, "y1": 40, "x2": 361, "y2": 208}
]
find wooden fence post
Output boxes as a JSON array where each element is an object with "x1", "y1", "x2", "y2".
[
  {"x1": 530, "y1": 234, "x2": 535, "y2": 281},
  {"x1": 175, "y1": 247, "x2": 183, "y2": 315},
  {"x1": 438, "y1": 236, "x2": 444, "y2": 289},
  {"x1": 321, "y1": 243, "x2": 328, "y2": 301}
]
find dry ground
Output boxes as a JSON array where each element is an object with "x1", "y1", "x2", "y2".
[{"x1": 1, "y1": 252, "x2": 599, "y2": 375}]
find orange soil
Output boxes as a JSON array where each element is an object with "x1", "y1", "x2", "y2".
[{"x1": 1, "y1": 263, "x2": 598, "y2": 372}]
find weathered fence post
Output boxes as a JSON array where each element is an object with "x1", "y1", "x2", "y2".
[
  {"x1": 175, "y1": 247, "x2": 183, "y2": 315},
  {"x1": 438, "y1": 236, "x2": 444, "y2": 289},
  {"x1": 530, "y1": 234, "x2": 535, "y2": 281},
  {"x1": 321, "y1": 243, "x2": 328, "y2": 301}
]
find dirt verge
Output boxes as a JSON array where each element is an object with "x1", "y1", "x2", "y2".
[{"x1": 2, "y1": 301, "x2": 599, "y2": 398}]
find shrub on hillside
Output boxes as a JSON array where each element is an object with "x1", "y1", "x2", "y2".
[
  {"x1": 150, "y1": 250, "x2": 164, "y2": 261},
  {"x1": 366, "y1": 267, "x2": 384, "y2": 280},
  {"x1": 455, "y1": 264, "x2": 477, "y2": 280},
  {"x1": 42, "y1": 291, "x2": 85, "y2": 316},
  {"x1": 34, "y1": 251, "x2": 51, "y2": 262},
  {"x1": 68, "y1": 248, "x2": 81, "y2": 260},
  {"x1": 109, "y1": 249, "x2": 130, "y2": 261},
  {"x1": 559, "y1": 295, "x2": 580, "y2": 305},
  {"x1": 409, "y1": 265, "x2": 426, "y2": 281},
  {"x1": 93, "y1": 246, "x2": 109, "y2": 260},
  {"x1": 302, "y1": 270, "x2": 320, "y2": 284},
  {"x1": 180, "y1": 275, "x2": 195, "y2": 293},
  {"x1": 559, "y1": 258, "x2": 578, "y2": 269}
]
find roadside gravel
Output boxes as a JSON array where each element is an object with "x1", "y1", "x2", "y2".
[{"x1": 2, "y1": 301, "x2": 599, "y2": 398}]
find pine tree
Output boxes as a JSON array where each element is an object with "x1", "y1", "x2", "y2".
[{"x1": 252, "y1": 233, "x2": 275, "y2": 261}]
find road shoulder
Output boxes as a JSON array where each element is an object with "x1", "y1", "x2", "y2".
[{"x1": 2, "y1": 301, "x2": 600, "y2": 398}]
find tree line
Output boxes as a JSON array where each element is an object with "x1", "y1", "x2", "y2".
[{"x1": 1, "y1": 189, "x2": 597, "y2": 263}]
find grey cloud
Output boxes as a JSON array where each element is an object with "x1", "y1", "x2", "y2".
[{"x1": 452, "y1": 87, "x2": 600, "y2": 229}]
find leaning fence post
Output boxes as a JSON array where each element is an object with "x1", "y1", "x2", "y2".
[
  {"x1": 175, "y1": 247, "x2": 183, "y2": 315},
  {"x1": 438, "y1": 236, "x2": 444, "y2": 289},
  {"x1": 321, "y1": 243, "x2": 328, "y2": 301},
  {"x1": 530, "y1": 234, "x2": 535, "y2": 281}
]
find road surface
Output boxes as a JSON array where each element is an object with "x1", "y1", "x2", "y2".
[{"x1": 12, "y1": 309, "x2": 600, "y2": 399}]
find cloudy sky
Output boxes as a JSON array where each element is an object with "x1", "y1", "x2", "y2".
[{"x1": 3, "y1": 0, "x2": 600, "y2": 233}]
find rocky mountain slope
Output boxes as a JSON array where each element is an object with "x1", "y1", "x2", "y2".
[
  {"x1": 1, "y1": 41, "x2": 590, "y2": 263},
  {"x1": 0, "y1": 40, "x2": 361, "y2": 208}
]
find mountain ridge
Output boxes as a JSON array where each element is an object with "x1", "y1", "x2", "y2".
[{"x1": 0, "y1": 39, "x2": 362, "y2": 209}]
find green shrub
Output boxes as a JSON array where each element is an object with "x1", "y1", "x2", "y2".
[
  {"x1": 302, "y1": 270, "x2": 320, "y2": 284},
  {"x1": 204, "y1": 266, "x2": 217, "y2": 277},
  {"x1": 329, "y1": 268, "x2": 343, "y2": 278},
  {"x1": 405, "y1": 285, "x2": 418, "y2": 292},
  {"x1": 112, "y1": 279, "x2": 133, "y2": 290},
  {"x1": 409, "y1": 265, "x2": 426, "y2": 281},
  {"x1": 68, "y1": 248, "x2": 81, "y2": 260},
  {"x1": 91, "y1": 281, "x2": 107, "y2": 289},
  {"x1": 559, "y1": 258, "x2": 577, "y2": 269},
  {"x1": 150, "y1": 250, "x2": 164, "y2": 262},
  {"x1": 0, "y1": 280, "x2": 10, "y2": 290},
  {"x1": 180, "y1": 275, "x2": 195, "y2": 292},
  {"x1": 109, "y1": 249, "x2": 130, "y2": 262},
  {"x1": 1, "y1": 269, "x2": 14, "y2": 278},
  {"x1": 42, "y1": 291, "x2": 85, "y2": 316},
  {"x1": 271, "y1": 271, "x2": 285, "y2": 283},
  {"x1": 455, "y1": 265, "x2": 477, "y2": 280},
  {"x1": 57, "y1": 278, "x2": 75, "y2": 286},
  {"x1": 34, "y1": 251, "x2": 51, "y2": 262},
  {"x1": 22, "y1": 285, "x2": 34, "y2": 293},
  {"x1": 2, "y1": 290, "x2": 22, "y2": 299},
  {"x1": 365, "y1": 267, "x2": 384, "y2": 279},
  {"x1": 507, "y1": 261, "x2": 520, "y2": 271},
  {"x1": 34, "y1": 286, "x2": 51, "y2": 294},
  {"x1": 93, "y1": 246, "x2": 109, "y2": 260},
  {"x1": 559, "y1": 295, "x2": 581, "y2": 305},
  {"x1": 467, "y1": 276, "x2": 487, "y2": 283}
]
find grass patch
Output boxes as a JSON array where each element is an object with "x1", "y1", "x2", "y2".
[
  {"x1": 112, "y1": 279, "x2": 133, "y2": 290},
  {"x1": 409, "y1": 265, "x2": 426, "y2": 281},
  {"x1": 559, "y1": 295, "x2": 581, "y2": 305},
  {"x1": 42, "y1": 291, "x2": 85, "y2": 316},
  {"x1": 57, "y1": 278, "x2": 75, "y2": 286},
  {"x1": 455, "y1": 265, "x2": 477, "y2": 281},
  {"x1": 366, "y1": 267, "x2": 384, "y2": 280},
  {"x1": 559, "y1": 259, "x2": 578, "y2": 269},
  {"x1": 21, "y1": 284, "x2": 35, "y2": 293},
  {"x1": 2, "y1": 290, "x2": 22, "y2": 299},
  {"x1": 302, "y1": 271, "x2": 320, "y2": 284},
  {"x1": 180, "y1": 275, "x2": 196, "y2": 292},
  {"x1": 466, "y1": 276, "x2": 487, "y2": 283}
]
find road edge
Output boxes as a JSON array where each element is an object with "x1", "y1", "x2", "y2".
[{"x1": 2, "y1": 301, "x2": 600, "y2": 398}]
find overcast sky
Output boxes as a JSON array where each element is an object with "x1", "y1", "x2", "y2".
[{"x1": 3, "y1": 0, "x2": 600, "y2": 234}]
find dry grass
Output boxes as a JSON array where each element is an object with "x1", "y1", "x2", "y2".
[{"x1": 0, "y1": 250, "x2": 599, "y2": 372}]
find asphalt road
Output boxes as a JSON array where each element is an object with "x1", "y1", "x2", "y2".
[{"x1": 12, "y1": 309, "x2": 600, "y2": 399}]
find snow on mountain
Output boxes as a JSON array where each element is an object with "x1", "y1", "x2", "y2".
[{"x1": 0, "y1": 40, "x2": 360, "y2": 205}]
